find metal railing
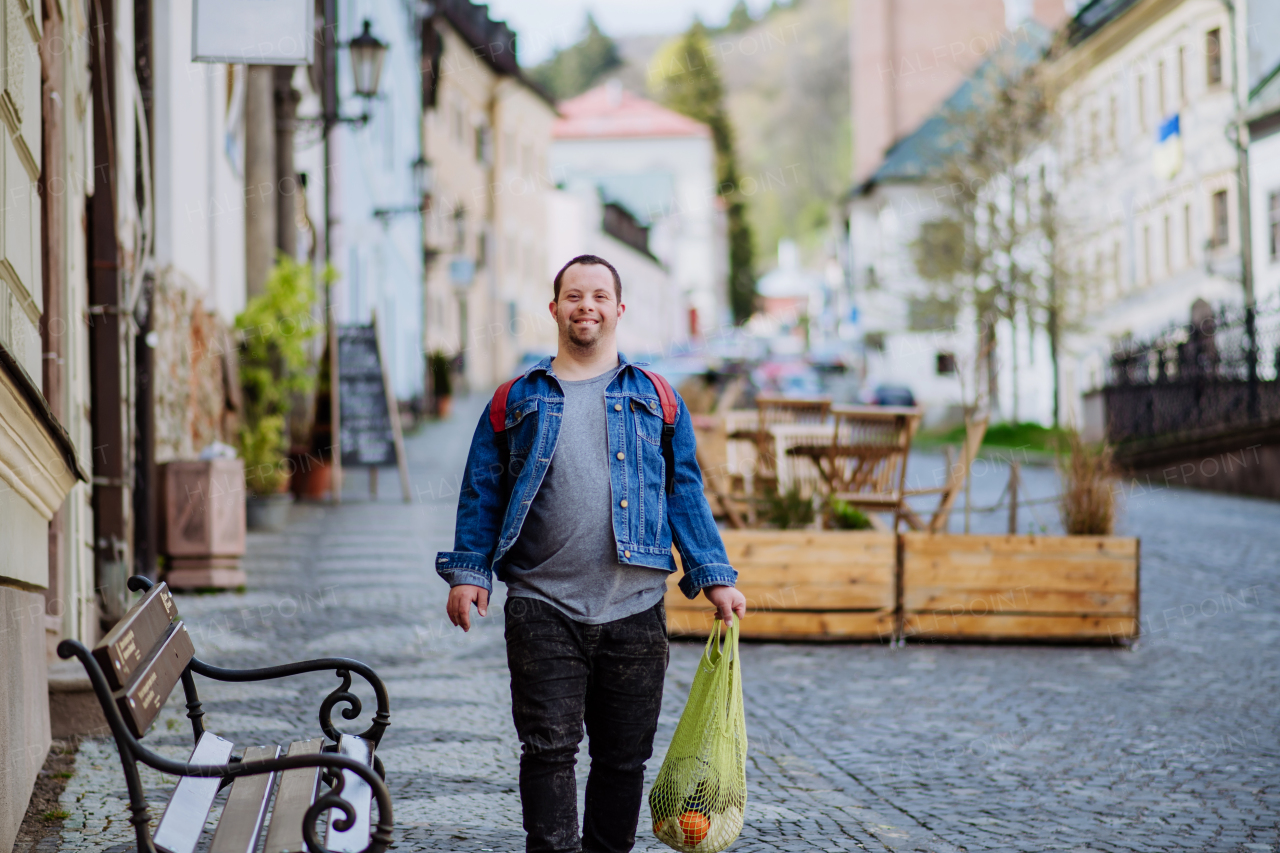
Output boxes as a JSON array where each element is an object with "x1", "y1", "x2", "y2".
[{"x1": 1102, "y1": 299, "x2": 1280, "y2": 445}]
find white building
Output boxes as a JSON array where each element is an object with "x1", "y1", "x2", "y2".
[
  {"x1": 551, "y1": 81, "x2": 728, "y2": 342},
  {"x1": 1050, "y1": 0, "x2": 1249, "y2": 421},
  {"x1": 1248, "y1": 63, "x2": 1280, "y2": 308}
]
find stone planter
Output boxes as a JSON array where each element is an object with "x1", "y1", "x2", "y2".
[
  {"x1": 160, "y1": 460, "x2": 247, "y2": 589},
  {"x1": 246, "y1": 493, "x2": 294, "y2": 532}
]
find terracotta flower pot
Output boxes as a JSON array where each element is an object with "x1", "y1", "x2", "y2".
[{"x1": 289, "y1": 451, "x2": 332, "y2": 501}]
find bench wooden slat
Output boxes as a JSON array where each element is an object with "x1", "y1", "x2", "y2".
[
  {"x1": 325, "y1": 735, "x2": 374, "y2": 853},
  {"x1": 209, "y1": 745, "x2": 281, "y2": 853},
  {"x1": 113, "y1": 620, "x2": 196, "y2": 738},
  {"x1": 262, "y1": 738, "x2": 324, "y2": 853},
  {"x1": 92, "y1": 582, "x2": 178, "y2": 689},
  {"x1": 154, "y1": 732, "x2": 236, "y2": 853}
]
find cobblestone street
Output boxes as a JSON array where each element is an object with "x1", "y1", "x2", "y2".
[{"x1": 53, "y1": 395, "x2": 1280, "y2": 853}]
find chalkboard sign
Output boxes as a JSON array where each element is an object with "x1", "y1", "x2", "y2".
[{"x1": 337, "y1": 325, "x2": 397, "y2": 467}]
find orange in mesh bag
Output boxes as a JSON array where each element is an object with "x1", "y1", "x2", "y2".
[{"x1": 649, "y1": 616, "x2": 746, "y2": 852}]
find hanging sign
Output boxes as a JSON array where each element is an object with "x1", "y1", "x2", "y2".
[{"x1": 192, "y1": 0, "x2": 315, "y2": 65}]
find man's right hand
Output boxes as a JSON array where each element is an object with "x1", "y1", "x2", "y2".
[{"x1": 446, "y1": 584, "x2": 489, "y2": 632}]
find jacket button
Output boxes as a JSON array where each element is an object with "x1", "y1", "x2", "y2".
[
  {"x1": 624, "y1": 550, "x2": 631, "y2": 558},
  {"x1": 620, "y1": 499, "x2": 628, "y2": 508},
  {"x1": 614, "y1": 403, "x2": 622, "y2": 411},
  {"x1": 616, "y1": 452, "x2": 625, "y2": 460}
]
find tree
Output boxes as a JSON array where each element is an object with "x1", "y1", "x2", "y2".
[
  {"x1": 528, "y1": 14, "x2": 622, "y2": 100},
  {"x1": 722, "y1": 1, "x2": 755, "y2": 33},
  {"x1": 910, "y1": 50, "x2": 1056, "y2": 419},
  {"x1": 649, "y1": 22, "x2": 757, "y2": 324}
]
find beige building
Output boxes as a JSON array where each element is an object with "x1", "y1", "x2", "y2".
[
  {"x1": 1, "y1": 0, "x2": 95, "y2": 848},
  {"x1": 421, "y1": 2, "x2": 557, "y2": 390},
  {"x1": 1050, "y1": 0, "x2": 1247, "y2": 413}
]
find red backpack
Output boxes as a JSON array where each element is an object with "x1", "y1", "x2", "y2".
[{"x1": 490, "y1": 367, "x2": 679, "y2": 494}]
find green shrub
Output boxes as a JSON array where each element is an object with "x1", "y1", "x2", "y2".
[
  {"x1": 765, "y1": 486, "x2": 814, "y2": 529},
  {"x1": 826, "y1": 497, "x2": 873, "y2": 530},
  {"x1": 235, "y1": 256, "x2": 322, "y2": 495},
  {"x1": 428, "y1": 350, "x2": 452, "y2": 398}
]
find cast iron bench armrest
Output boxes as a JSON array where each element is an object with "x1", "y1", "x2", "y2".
[{"x1": 126, "y1": 577, "x2": 391, "y2": 754}]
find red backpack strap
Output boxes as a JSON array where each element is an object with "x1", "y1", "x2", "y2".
[
  {"x1": 489, "y1": 377, "x2": 519, "y2": 433},
  {"x1": 637, "y1": 368, "x2": 678, "y2": 425},
  {"x1": 637, "y1": 367, "x2": 679, "y2": 494}
]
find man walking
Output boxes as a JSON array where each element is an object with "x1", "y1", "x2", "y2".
[{"x1": 436, "y1": 254, "x2": 746, "y2": 853}]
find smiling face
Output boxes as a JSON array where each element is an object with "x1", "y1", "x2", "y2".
[{"x1": 549, "y1": 263, "x2": 625, "y2": 354}]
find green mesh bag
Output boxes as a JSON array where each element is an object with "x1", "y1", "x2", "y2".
[{"x1": 649, "y1": 616, "x2": 747, "y2": 852}]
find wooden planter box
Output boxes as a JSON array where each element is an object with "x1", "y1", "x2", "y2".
[
  {"x1": 665, "y1": 530, "x2": 897, "y2": 641},
  {"x1": 900, "y1": 533, "x2": 1139, "y2": 642}
]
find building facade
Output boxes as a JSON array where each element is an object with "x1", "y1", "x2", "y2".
[
  {"x1": 1050, "y1": 0, "x2": 1248, "y2": 422},
  {"x1": 420, "y1": 1, "x2": 556, "y2": 391}
]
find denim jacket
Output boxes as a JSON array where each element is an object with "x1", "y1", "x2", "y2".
[{"x1": 435, "y1": 354, "x2": 736, "y2": 599}]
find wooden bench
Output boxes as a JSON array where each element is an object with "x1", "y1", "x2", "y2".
[{"x1": 57, "y1": 577, "x2": 394, "y2": 853}]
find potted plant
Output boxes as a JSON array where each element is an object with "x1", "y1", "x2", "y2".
[
  {"x1": 236, "y1": 256, "x2": 320, "y2": 530},
  {"x1": 429, "y1": 349, "x2": 453, "y2": 419}
]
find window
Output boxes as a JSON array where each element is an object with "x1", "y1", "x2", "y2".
[
  {"x1": 1163, "y1": 214, "x2": 1171, "y2": 273},
  {"x1": 1157, "y1": 60, "x2": 1166, "y2": 117},
  {"x1": 1142, "y1": 224, "x2": 1151, "y2": 283},
  {"x1": 1090, "y1": 109, "x2": 1100, "y2": 159},
  {"x1": 1113, "y1": 241, "x2": 1122, "y2": 293},
  {"x1": 1136, "y1": 74, "x2": 1147, "y2": 132},
  {"x1": 504, "y1": 131, "x2": 517, "y2": 169},
  {"x1": 1184, "y1": 203, "x2": 1192, "y2": 264},
  {"x1": 452, "y1": 207, "x2": 467, "y2": 253},
  {"x1": 1206, "y1": 29, "x2": 1222, "y2": 86},
  {"x1": 1211, "y1": 189, "x2": 1229, "y2": 247},
  {"x1": 936, "y1": 352, "x2": 956, "y2": 375},
  {"x1": 1109, "y1": 94, "x2": 1118, "y2": 147},
  {"x1": 1270, "y1": 191, "x2": 1280, "y2": 260},
  {"x1": 474, "y1": 125, "x2": 492, "y2": 164},
  {"x1": 476, "y1": 230, "x2": 488, "y2": 269},
  {"x1": 1177, "y1": 46, "x2": 1186, "y2": 103}
]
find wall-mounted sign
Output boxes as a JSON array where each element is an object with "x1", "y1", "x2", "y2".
[{"x1": 192, "y1": 0, "x2": 315, "y2": 65}]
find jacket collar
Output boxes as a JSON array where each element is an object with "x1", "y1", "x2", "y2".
[{"x1": 522, "y1": 351, "x2": 645, "y2": 380}]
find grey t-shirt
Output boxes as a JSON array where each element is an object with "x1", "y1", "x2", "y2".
[{"x1": 502, "y1": 364, "x2": 669, "y2": 624}]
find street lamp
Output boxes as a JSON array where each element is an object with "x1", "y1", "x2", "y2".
[
  {"x1": 412, "y1": 156, "x2": 434, "y2": 199},
  {"x1": 374, "y1": 156, "x2": 434, "y2": 221},
  {"x1": 348, "y1": 20, "x2": 388, "y2": 99}
]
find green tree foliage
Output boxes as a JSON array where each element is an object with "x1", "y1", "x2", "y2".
[
  {"x1": 528, "y1": 14, "x2": 622, "y2": 100},
  {"x1": 715, "y1": 0, "x2": 850, "y2": 264},
  {"x1": 720, "y1": 1, "x2": 755, "y2": 33},
  {"x1": 649, "y1": 22, "x2": 757, "y2": 323}
]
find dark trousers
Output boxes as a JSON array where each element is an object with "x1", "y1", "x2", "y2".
[{"x1": 504, "y1": 597, "x2": 669, "y2": 853}]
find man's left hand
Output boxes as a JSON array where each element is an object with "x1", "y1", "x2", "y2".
[{"x1": 703, "y1": 585, "x2": 746, "y2": 625}]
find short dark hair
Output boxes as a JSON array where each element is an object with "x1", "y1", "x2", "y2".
[{"x1": 553, "y1": 254, "x2": 622, "y2": 302}]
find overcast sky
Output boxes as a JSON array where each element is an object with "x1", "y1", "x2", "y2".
[{"x1": 484, "y1": 0, "x2": 775, "y2": 66}]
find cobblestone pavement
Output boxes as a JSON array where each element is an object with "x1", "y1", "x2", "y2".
[{"x1": 55, "y1": 396, "x2": 1280, "y2": 853}]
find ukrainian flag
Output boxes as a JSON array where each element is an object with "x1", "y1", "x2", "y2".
[{"x1": 1153, "y1": 114, "x2": 1182, "y2": 179}]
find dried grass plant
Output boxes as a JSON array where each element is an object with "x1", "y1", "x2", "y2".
[{"x1": 1058, "y1": 431, "x2": 1116, "y2": 535}]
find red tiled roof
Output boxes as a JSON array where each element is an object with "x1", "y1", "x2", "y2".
[{"x1": 553, "y1": 84, "x2": 711, "y2": 140}]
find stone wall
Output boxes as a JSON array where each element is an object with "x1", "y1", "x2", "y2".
[
  {"x1": 0, "y1": 585, "x2": 52, "y2": 853},
  {"x1": 153, "y1": 270, "x2": 235, "y2": 463}
]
